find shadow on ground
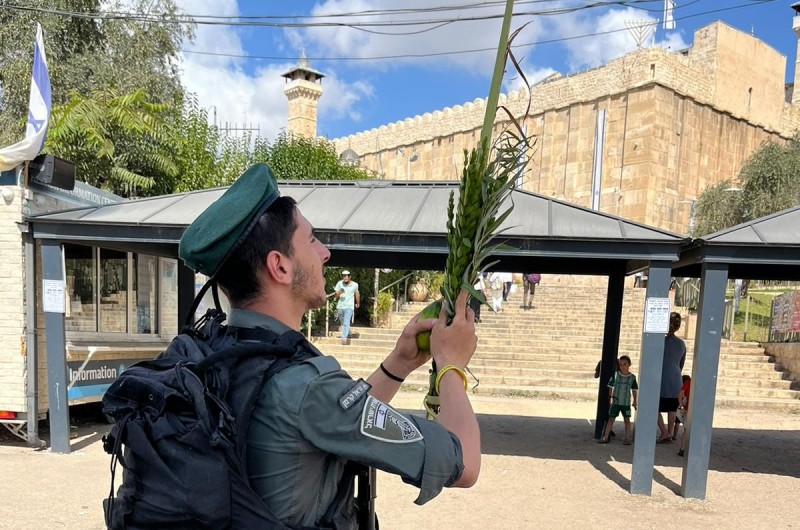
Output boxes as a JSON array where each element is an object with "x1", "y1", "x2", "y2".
[
  {"x1": 0, "y1": 402, "x2": 111, "y2": 451},
  {"x1": 474, "y1": 413, "x2": 800, "y2": 481},
  {"x1": 4, "y1": 405, "x2": 798, "y2": 494}
]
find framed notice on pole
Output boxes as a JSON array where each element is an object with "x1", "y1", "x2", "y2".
[
  {"x1": 42, "y1": 279, "x2": 65, "y2": 313},
  {"x1": 643, "y1": 297, "x2": 670, "y2": 334}
]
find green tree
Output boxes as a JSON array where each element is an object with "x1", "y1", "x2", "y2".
[
  {"x1": 45, "y1": 88, "x2": 176, "y2": 194},
  {"x1": 150, "y1": 95, "x2": 229, "y2": 195},
  {"x1": 257, "y1": 132, "x2": 378, "y2": 181},
  {"x1": 694, "y1": 136, "x2": 800, "y2": 236},
  {"x1": 693, "y1": 179, "x2": 743, "y2": 237},
  {"x1": 737, "y1": 140, "x2": 800, "y2": 220},
  {"x1": 0, "y1": 0, "x2": 191, "y2": 145},
  {"x1": 163, "y1": 128, "x2": 376, "y2": 194}
]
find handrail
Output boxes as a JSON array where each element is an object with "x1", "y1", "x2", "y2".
[
  {"x1": 307, "y1": 273, "x2": 415, "y2": 339},
  {"x1": 306, "y1": 292, "x2": 336, "y2": 341},
  {"x1": 378, "y1": 272, "x2": 414, "y2": 294},
  {"x1": 675, "y1": 277, "x2": 700, "y2": 310}
]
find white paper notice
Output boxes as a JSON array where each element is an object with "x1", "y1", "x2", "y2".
[
  {"x1": 643, "y1": 297, "x2": 670, "y2": 334},
  {"x1": 43, "y1": 279, "x2": 65, "y2": 313}
]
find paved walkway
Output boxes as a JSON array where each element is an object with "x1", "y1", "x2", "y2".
[{"x1": 1, "y1": 393, "x2": 798, "y2": 529}]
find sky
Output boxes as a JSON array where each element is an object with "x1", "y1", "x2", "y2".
[{"x1": 175, "y1": 0, "x2": 798, "y2": 141}]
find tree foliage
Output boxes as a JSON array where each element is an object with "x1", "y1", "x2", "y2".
[
  {"x1": 0, "y1": 0, "x2": 190, "y2": 145},
  {"x1": 45, "y1": 89, "x2": 177, "y2": 194},
  {"x1": 694, "y1": 136, "x2": 800, "y2": 236},
  {"x1": 158, "y1": 101, "x2": 377, "y2": 195},
  {"x1": 693, "y1": 179, "x2": 743, "y2": 237},
  {"x1": 254, "y1": 132, "x2": 379, "y2": 182}
]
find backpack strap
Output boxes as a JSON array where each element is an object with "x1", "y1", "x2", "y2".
[{"x1": 193, "y1": 341, "x2": 295, "y2": 374}]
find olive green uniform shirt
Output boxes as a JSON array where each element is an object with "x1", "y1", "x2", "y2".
[{"x1": 230, "y1": 309, "x2": 465, "y2": 529}]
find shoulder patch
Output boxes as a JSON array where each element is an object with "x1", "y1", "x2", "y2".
[
  {"x1": 360, "y1": 395, "x2": 423, "y2": 444},
  {"x1": 338, "y1": 379, "x2": 371, "y2": 411}
]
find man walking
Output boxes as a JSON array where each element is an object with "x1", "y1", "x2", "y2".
[{"x1": 334, "y1": 270, "x2": 360, "y2": 344}]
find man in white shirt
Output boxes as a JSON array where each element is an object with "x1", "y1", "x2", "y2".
[{"x1": 333, "y1": 270, "x2": 360, "y2": 344}]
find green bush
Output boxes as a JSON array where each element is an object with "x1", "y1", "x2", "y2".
[{"x1": 370, "y1": 291, "x2": 394, "y2": 326}]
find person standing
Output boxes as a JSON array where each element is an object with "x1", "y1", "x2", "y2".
[
  {"x1": 500, "y1": 271, "x2": 513, "y2": 302},
  {"x1": 334, "y1": 270, "x2": 360, "y2": 344},
  {"x1": 657, "y1": 312, "x2": 686, "y2": 443},
  {"x1": 677, "y1": 375, "x2": 692, "y2": 457},
  {"x1": 470, "y1": 273, "x2": 488, "y2": 323},
  {"x1": 522, "y1": 273, "x2": 540, "y2": 309},
  {"x1": 178, "y1": 164, "x2": 480, "y2": 528},
  {"x1": 599, "y1": 355, "x2": 638, "y2": 445},
  {"x1": 488, "y1": 271, "x2": 504, "y2": 312}
]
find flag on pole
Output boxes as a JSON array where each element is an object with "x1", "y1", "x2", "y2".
[
  {"x1": 0, "y1": 24, "x2": 52, "y2": 172},
  {"x1": 663, "y1": 0, "x2": 676, "y2": 31}
]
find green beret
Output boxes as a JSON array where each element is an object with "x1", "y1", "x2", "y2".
[{"x1": 179, "y1": 164, "x2": 280, "y2": 277}]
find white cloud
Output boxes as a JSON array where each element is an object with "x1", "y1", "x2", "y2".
[
  {"x1": 505, "y1": 60, "x2": 560, "y2": 94},
  {"x1": 175, "y1": 0, "x2": 374, "y2": 140},
  {"x1": 549, "y1": 5, "x2": 690, "y2": 71},
  {"x1": 288, "y1": 0, "x2": 547, "y2": 74}
]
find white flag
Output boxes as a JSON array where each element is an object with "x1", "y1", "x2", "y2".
[
  {"x1": 663, "y1": 0, "x2": 676, "y2": 31},
  {"x1": 0, "y1": 24, "x2": 52, "y2": 172}
]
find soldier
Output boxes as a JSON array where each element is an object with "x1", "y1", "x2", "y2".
[{"x1": 179, "y1": 164, "x2": 481, "y2": 528}]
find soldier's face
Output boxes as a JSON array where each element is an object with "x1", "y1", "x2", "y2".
[{"x1": 289, "y1": 211, "x2": 330, "y2": 310}]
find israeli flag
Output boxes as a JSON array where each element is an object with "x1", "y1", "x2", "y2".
[{"x1": 0, "y1": 24, "x2": 51, "y2": 172}]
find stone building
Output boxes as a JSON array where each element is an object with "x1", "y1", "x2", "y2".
[{"x1": 333, "y1": 21, "x2": 800, "y2": 235}]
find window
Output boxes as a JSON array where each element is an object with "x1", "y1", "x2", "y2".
[
  {"x1": 100, "y1": 249, "x2": 128, "y2": 333},
  {"x1": 64, "y1": 244, "x2": 177, "y2": 337},
  {"x1": 132, "y1": 253, "x2": 157, "y2": 334},
  {"x1": 65, "y1": 245, "x2": 96, "y2": 332}
]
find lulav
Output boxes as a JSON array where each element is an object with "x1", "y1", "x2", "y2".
[{"x1": 415, "y1": 0, "x2": 533, "y2": 418}]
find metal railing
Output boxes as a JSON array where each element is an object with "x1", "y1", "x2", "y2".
[
  {"x1": 674, "y1": 278, "x2": 700, "y2": 310},
  {"x1": 722, "y1": 299, "x2": 733, "y2": 339},
  {"x1": 378, "y1": 272, "x2": 414, "y2": 312},
  {"x1": 304, "y1": 272, "x2": 416, "y2": 340}
]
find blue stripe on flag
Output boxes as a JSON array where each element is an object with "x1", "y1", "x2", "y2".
[
  {"x1": 26, "y1": 24, "x2": 51, "y2": 152},
  {"x1": 0, "y1": 23, "x2": 51, "y2": 171}
]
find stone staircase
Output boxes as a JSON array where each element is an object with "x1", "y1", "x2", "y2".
[{"x1": 312, "y1": 285, "x2": 800, "y2": 412}]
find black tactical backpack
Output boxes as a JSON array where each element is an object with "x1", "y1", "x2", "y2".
[{"x1": 101, "y1": 309, "x2": 337, "y2": 529}]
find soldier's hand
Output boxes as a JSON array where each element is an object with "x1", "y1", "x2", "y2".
[
  {"x1": 388, "y1": 313, "x2": 437, "y2": 374},
  {"x1": 430, "y1": 289, "x2": 477, "y2": 369}
]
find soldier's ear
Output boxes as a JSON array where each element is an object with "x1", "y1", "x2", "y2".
[{"x1": 265, "y1": 250, "x2": 292, "y2": 286}]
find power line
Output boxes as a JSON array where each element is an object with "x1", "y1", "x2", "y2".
[
  {"x1": 178, "y1": 0, "x2": 778, "y2": 63},
  {"x1": 0, "y1": 1, "x2": 678, "y2": 29},
  {"x1": 0, "y1": 0, "x2": 777, "y2": 61}
]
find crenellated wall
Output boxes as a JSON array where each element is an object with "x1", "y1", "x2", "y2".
[{"x1": 334, "y1": 22, "x2": 798, "y2": 234}]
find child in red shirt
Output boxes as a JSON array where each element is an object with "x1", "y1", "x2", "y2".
[{"x1": 677, "y1": 375, "x2": 691, "y2": 457}]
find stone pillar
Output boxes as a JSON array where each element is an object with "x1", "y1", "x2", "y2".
[{"x1": 282, "y1": 54, "x2": 324, "y2": 138}]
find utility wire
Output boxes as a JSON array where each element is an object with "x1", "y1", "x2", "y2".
[
  {"x1": 177, "y1": 0, "x2": 777, "y2": 63},
  {"x1": 0, "y1": 0, "x2": 777, "y2": 59},
  {"x1": 0, "y1": 0, "x2": 682, "y2": 29}
]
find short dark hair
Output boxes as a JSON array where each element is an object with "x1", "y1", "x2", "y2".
[
  {"x1": 669, "y1": 311, "x2": 682, "y2": 332},
  {"x1": 618, "y1": 355, "x2": 632, "y2": 365},
  {"x1": 216, "y1": 196, "x2": 298, "y2": 306}
]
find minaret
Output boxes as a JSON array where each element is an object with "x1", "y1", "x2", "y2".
[
  {"x1": 792, "y1": 3, "x2": 800, "y2": 104},
  {"x1": 282, "y1": 52, "x2": 324, "y2": 138}
]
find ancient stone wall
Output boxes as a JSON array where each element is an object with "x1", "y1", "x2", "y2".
[{"x1": 333, "y1": 22, "x2": 798, "y2": 234}]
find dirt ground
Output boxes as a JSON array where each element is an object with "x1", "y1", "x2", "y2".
[{"x1": 1, "y1": 392, "x2": 798, "y2": 530}]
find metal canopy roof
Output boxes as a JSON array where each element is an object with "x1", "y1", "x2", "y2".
[
  {"x1": 27, "y1": 180, "x2": 686, "y2": 274},
  {"x1": 673, "y1": 205, "x2": 800, "y2": 280}
]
